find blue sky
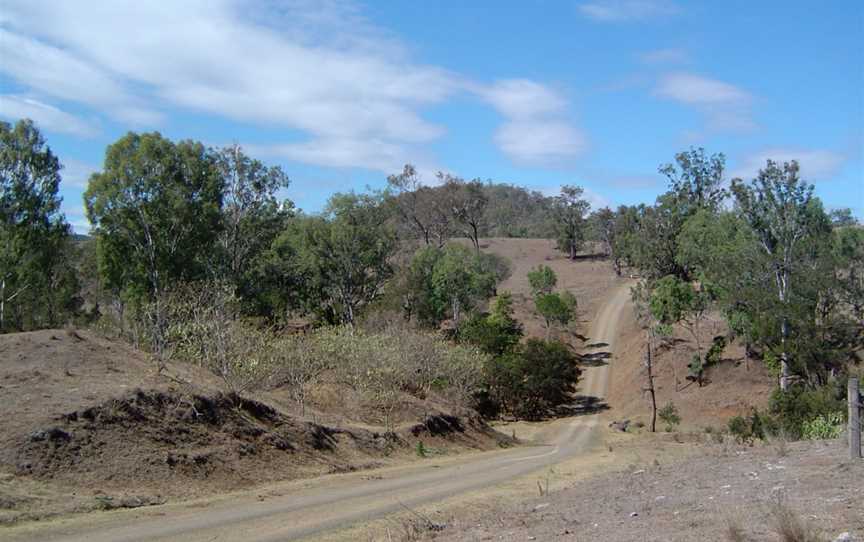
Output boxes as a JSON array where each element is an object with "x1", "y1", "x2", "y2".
[{"x1": 1, "y1": 0, "x2": 862, "y2": 232}]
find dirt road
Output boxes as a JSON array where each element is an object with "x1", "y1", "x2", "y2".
[{"x1": 6, "y1": 282, "x2": 632, "y2": 542}]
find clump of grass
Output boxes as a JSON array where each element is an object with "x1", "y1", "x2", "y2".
[
  {"x1": 769, "y1": 497, "x2": 821, "y2": 542},
  {"x1": 723, "y1": 512, "x2": 750, "y2": 542}
]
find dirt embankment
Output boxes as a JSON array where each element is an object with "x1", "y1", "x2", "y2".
[{"x1": 0, "y1": 330, "x2": 508, "y2": 524}]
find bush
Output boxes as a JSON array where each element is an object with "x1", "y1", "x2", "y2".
[
  {"x1": 535, "y1": 293, "x2": 574, "y2": 332},
  {"x1": 459, "y1": 292, "x2": 523, "y2": 356},
  {"x1": 485, "y1": 339, "x2": 581, "y2": 419},
  {"x1": 727, "y1": 408, "x2": 777, "y2": 444},
  {"x1": 801, "y1": 412, "x2": 844, "y2": 440},
  {"x1": 527, "y1": 265, "x2": 557, "y2": 296},
  {"x1": 768, "y1": 383, "x2": 846, "y2": 439},
  {"x1": 704, "y1": 335, "x2": 727, "y2": 366},
  {"x1": 658, "y1": 401, "x2": 681, "y2": 431}
]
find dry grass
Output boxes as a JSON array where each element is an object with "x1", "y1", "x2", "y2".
[
  {"x1": 769, "y1": 496, "x2": 822, "y2": 542},
  {"x1": 723, "y1": 512, "x2": 751, "y2": 542}
]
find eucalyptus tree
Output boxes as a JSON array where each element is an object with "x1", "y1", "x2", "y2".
[
  {"x1": 288, "y1": 192, "x2": 397, "y2": 327},
  {"x1": 213, "y1": 144, "x2": 292, "y2": 304},
  {"x1": 0, "y1": 119, "x2": 76, "y2": 331},
  {"x1": 552, "y1": 185, "x2": 591, "y2": 260},
  {"x1": 85, "y1": 132, "x2": 223, "y2": 355},
  {"x1": 731, "y1": 160, "x2": 831, "y2": 390}
]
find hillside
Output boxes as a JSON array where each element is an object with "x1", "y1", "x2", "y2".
[
  {"x1": 0, "y1": 330, "x2": 506, "y2": 524},
  {"x1": 479, "y1": 238, "x2": 774, "y2": 430}
]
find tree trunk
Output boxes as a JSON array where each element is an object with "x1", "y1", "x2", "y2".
[
  {"x1": 569, "y1": 242, "x2": 576, "y2": 260},
  {"x1": 645, "y1": 334, "x2": 657, "y2": 433},
  {"x1": 1, "y1": 276, "x2": 5, "y2": 332},
  {"x1": 779, "y1": 316, "x2": 790, "y2": 391}
]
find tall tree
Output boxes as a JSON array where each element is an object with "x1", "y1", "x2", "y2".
[
  {"x1": 731, "y1": 160, "x2": 829, "y2": 390},
  {"x1": 441, "y1": 174, "x2": 488, "y2": 253},
  {"x1": 85, "y1": 132, "x2": 223, "y2": 354},
  {"x1": 659, "y1": 147, "x2": 728, "y2": 213},
  {"x1": 213, "y1": 144, "x2": 292, "y2": 303},
  {"x1": 0, "y1": 119, "x2": 76, "y2": 331},
  {"x1": 386, "y1": 164, "x2": 451, "y2": 246},
  {"x1": 288, "y1": 192, "x2": 396, "y2": 327},
  {"x1": 553, "y1": 185, "x2": 591, "y2": 260}
]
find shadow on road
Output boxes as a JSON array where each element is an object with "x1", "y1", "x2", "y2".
[
  {"x1": 554, "y1": 394, "x2": 609, "y2": 417},
  {"x1": 578, "y1": 350, "x2": 611, "y2": 367}
]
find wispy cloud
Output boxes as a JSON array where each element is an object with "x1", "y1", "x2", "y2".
[
  {"x1": 478, "y1": 79, "x2": 587, "y2": 166},
  {"x1": 578, "y1": 0, "x2": 679, "y2": 22},
  {"x1": 0, "y1": 95, "x2": 98, "y2": 137},
  {"x1": 0, "y1": 1, "x2": 586, "y2": 174},
  {"x1": 655, "y1": 72, "x2": 756, "y2": 134},
  {"x1": 730, "y1": 148, "x2": 846, "y2": 182},
  {"x1": 0, "y1": 1, "x2": 457, "y2": 171},
  {"x1": 61, "y1": 159, "x2": 100, "y2": 188},
  {"x1": 638, "y1": 48, "x2": 690, "y2": 65},
  {"x1": 655, "y1": 73, "x2": 751, "y2": 105}
]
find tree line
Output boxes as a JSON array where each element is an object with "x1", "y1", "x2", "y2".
[{"x1": 2, "y1": 118, "x2": 860, "y2": 428}]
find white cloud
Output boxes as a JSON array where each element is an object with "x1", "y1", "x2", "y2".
[
  {"x1": 480, "y1": 80, "x2": 587, "y2": 166},
  {"x1": 578, "y1": 0, "x2": 679, "y2": 22},
  {"x1": 655, "y1": 72, "x2": 755, "y2": 134},
  {"x1": 0, "y1": 95, "x2": 98, "y2": 137},
  {"x1": 655, "y1": 73, "x2": 751, "y2": 105},
  {"x1": 61, "y1": 159, "x2": 99, "y2": 188},
  {"x1": 730, "y1": 148, "x2": 846, "y2": 182},
  {"x1": 476, "y1": 80, "x2": 568, "y2": 119},
  {"x1": 638, "y1": 48, "x2": 689, "y2": 65},
  {"x1": 494, "y1": 120, "x2": 587, "y2": 167},
  {"x1": 1, "y1": 1, "x2": 587, "y2": 173},
  {"x1": 0, "y1": 0, "x2": 456, "y2": 166}
]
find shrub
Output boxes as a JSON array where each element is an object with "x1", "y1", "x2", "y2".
[
  {"x1": 801, "y1": 412, "x2": 844, "y2": 440},
  {"x1": 459, "y1": 296, "x2": 523, "y2": 357},
  {"x1": 728, "y1": 408, "x2": 777, "y2": 443},
  {"x1": 704, "y1": 335, "x2": 727, "y2": 366},
  {"x1": 527, "y1": 265, "x2": 557, "y2": 296},
  {"x1": 768, "y1": 383, "x2": 846, "y2": 439},
  {"x1": 485, "y1": 339, "x2": 581, "y2": 419},
  {"x1": 535, "y1": 293, "x2": 574, "y2": 334},
  {"x1": 658, "y1": 401, "x2": 681, "y2": 431}
]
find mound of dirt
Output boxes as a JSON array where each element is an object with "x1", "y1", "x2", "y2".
[
  {"x1": 12, "y1": 389, "x2": 403, "y2": 492},
  {"x1": 0, "y1": 329, "x2": 508, "y2": 524}
]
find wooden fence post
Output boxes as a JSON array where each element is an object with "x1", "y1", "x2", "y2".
[{"x1": 850, "y1": 378, "x2": 861, "y2": 460}]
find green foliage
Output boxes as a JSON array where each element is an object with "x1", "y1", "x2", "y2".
[
  {"x1": 85, "y1": 131, "x2": 223, "y2": 305},
  {"x1": 800, "y1": 413, "x2": 844, "y2": 440},
  {"x1": 552, "y1": 185, "x2": 591, "y2": 259},
  {"x1": 283, "y1": 192, "x2": 397, "y2": 325},
  {"x1": 527, "y1": 264, "x2": 557, "y2": 296},
  {"x1": 727, "y1": 409, "x2": 774, "y2": 444},
  {"x1": 768, "y1": 384, "x2": 846, "y2": 439},
  {"x1": 404, "y1": 244, "x2": 501, "y2": 327},
  {"x1": 649, "y1": 275, "x2": 696, "y2": 325},
  {"x1": 704, "y1": 336, "x2": 727, "y2": 367},
  {"x1": 0, "y1": 119, "x2": 79, "y2": 331},
  {"x1": 534, "y1": 292, "x2": 574, "y2": 331},
  {"x1": 416, "y1": 441, "x2": 428, "y2": 458},
  {"x1": 658, "y1": 401, "x2": 681, "y2": 431},
  {"x1": 213, "y1": 144, "x2": 292, "y2": 313},
  {"x1": 485, "y1": 339, "x2": 581, "y2": 419},
  {"x1": 659, "y1": 147, "x2": 727, "y2": 213},
  {"x1": 459, "y1": 293, "x2": 523, "y2": 357}
]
